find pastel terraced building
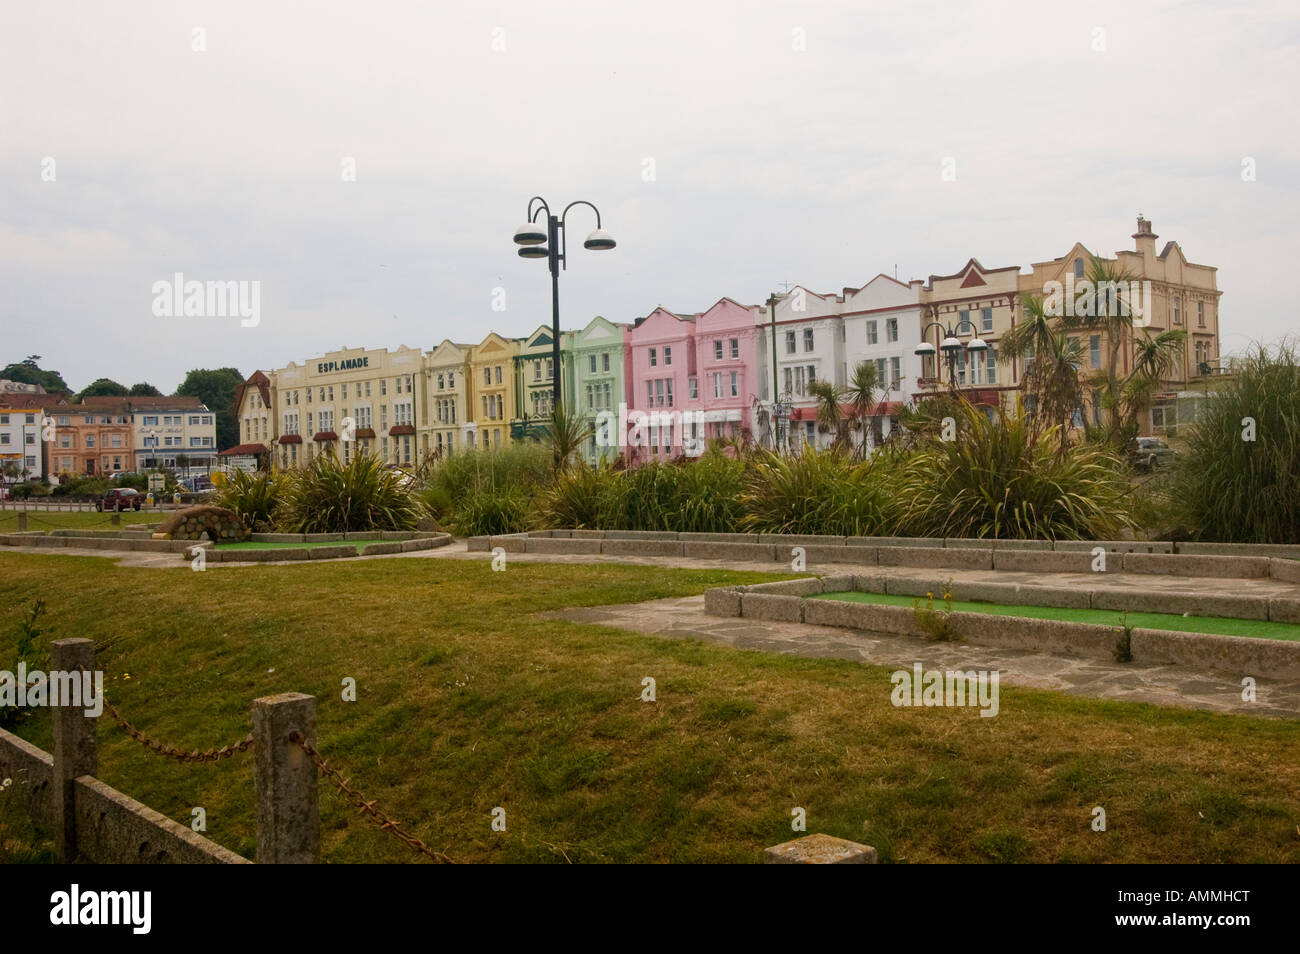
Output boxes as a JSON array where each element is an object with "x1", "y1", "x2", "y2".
[
  {"x1": 512, "y1": 326, "x2": 560, "y2": 441},
  {"x1": 688, "y1": 297, "x2": 761, "y2": 444},
  {"x1": 839, "y1": 275, "x2": 927, "y2": 446},
  {"x1": 468, "y1": 332, "x2": 517, "y2": 450},
  {"x1": 424, "y1": 340, "x2": 473, "y2": 457},
  {"x1": 755, "y1": 286, "x2": 846, "y2": 449},
  {"x1": 568, "y1": 315, "x2": 628, "y2": 462},
  {"x1": 623, "y1": 307, "x2": 696, "y2": 461}
]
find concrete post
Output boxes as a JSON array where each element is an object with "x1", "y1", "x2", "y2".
[
  {"x1": 252, "y1": 692, "x2": 319, "y2": 864},
  {"x1": 50, "y1": 638, "x2": 97, "y2": 863},
  {"x1": 16, "y1": 512, "x2": 27, "y2": 531},
  {"x1": 111, "y1": 512, "x2": 121, "y2": 526}
]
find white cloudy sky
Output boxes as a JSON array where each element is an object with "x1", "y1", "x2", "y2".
[{"x1": 2, "y1": 0, "x2": 1296, "y2": 393}]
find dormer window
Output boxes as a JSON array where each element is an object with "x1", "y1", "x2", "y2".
[{"x1": 1073, "y1": 258, "x2": 1085, "y2": 279}]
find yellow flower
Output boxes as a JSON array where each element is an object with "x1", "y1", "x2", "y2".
[
  {"x1": 926, "y1": 591, "x2": 933, "y2": 600},
  {"x1": 123, "y1": 673, "x2": 131, "y2": 680}
]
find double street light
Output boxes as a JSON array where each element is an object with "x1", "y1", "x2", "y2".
[
  {"x1": 914, "y1": 318, "x2": 989, "y2": 393},
  {"x1": 512, "y1": 197, "x2": 615, "y2": 420}
]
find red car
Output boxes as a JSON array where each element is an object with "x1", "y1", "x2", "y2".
[{"x1": 96, "y1": 488, "x2": 142, "y2": 512}]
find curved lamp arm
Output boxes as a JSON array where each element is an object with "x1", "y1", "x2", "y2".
[{"x1": 527, "y1": 196, "x2": 551, "y2": 223}]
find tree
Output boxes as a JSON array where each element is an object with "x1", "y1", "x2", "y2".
[
  {"x1": 1, "y1": 355, "x2": 68, "y2": 393},
  {"x1": 539, "y1": 401, "x2": 594, "y2": 470},
  {"x1": 842, "y1": 361, "x2": 879, "y2": 458},
  {"x1": 76, "y1": 378, "x2": 129, "y2": 401},
  {"x1": 128, "y1": 382, "x2": 163, "y2": 397},
  {"x1": 806, "y1": 379, "x2": 847, "y2": 450},
  {"x1": 177, "y1": 368, "x2": 244, "y2": 450}
]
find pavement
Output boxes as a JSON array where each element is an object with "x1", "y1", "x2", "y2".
[{"x1": 4, "y1": 538, "x2": 1298, "y2": 718}]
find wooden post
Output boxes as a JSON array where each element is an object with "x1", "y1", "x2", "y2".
[
  {"x1": 252, "y1": 692, "x2": 319, "y2": 864},
  {"x1": 50, "y1": 638, "x2": 98, "y2": 863}
]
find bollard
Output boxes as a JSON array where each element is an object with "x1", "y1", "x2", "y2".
[
  {"x1": 16, "y1": 512, "x2": 26, "y2": 531},
  {"x1": 50, "y1": 638, "x2": 98, "y2": 863},
  {"x1": 111, "y1": 512, "x2": 121, "y2": 526},
  {"x1": 252, "y1": 692, "x2": 319, "y2": 864}
]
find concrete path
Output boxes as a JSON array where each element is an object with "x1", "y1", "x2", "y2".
[{"x1": 549, "y1": 595, "x2": 1300, "y2": 720}]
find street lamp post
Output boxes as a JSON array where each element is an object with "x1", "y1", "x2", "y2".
[
  {"x1": 914, "y1": 318, "x2": 989, "y2": 395},
  {"x1": 765, "y1": 291, "x2": 789, "y2": 451},
  {"x1": 512, "y1": 198, "x2": 615, "y2": 430}
]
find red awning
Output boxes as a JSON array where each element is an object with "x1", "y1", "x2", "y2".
[
  {"x1": 355, "y1": 427, "x2": 376, "y2": 439},
  {"x1": 278, "y1": 434, "x2": 302, "y2": 444},
  {"x1": 313, "y1": 431, "x2": 338, "y2": 442},
  {"x1": 388, "y1": 424, "x2": 415, "y2": 436},
  {"x1": 219, "y1": 443, "x2": 269, "y2": 456}
]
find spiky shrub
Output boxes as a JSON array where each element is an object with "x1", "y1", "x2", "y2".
[
  {"x1": 418, "y1": 443, "x2": 553, "y2": 524},
  {"x1": 1171, "y1": 342, "x2": 1300, "y2": 543},
  {"x1": 278, "y1": 451, "x2": 419, "y2": 533},
  {"x1": 212, "y1": 468, "x2": 284, "y2": 531},
  {"x1": 667, "y1": 453, "x2": 745, "y2": 532},
  {"x1": 542, "y1": 461, "x2": 610, "y2": 529},
  {"x1": 453, "y1": 489, "x2": 531, "y2": 536},
  {"x1": 739, "y1": 445, "x2": 894, "y2": 536},
  {"x1": 891, "y1": 401, "x2": 1134, "y2": 540}
]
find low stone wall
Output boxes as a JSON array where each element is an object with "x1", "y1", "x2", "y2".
[
  {"x1": 704, "y1": 577, "x2": 1300, "y2": 678},
  {"x1": 181, "y1": 533, "x2": 451, "y2": 563},
  {"x1": 460, "y1": 530, "x2": 1300, "y2": 582}
]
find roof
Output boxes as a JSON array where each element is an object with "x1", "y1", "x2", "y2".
[
  {"x1": 234, "y1": 371, "x2": 272, "y2": 414},
  {"x1": 84, "y1": 395, "x2": 208, "y2": 411},
  {"x1": 219, "y1": 443, "x2": 269, "y2": 456}
]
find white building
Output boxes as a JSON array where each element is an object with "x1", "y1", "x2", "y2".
[
  {"x1": 126, "y1": 396, "x2": 218, "y2": 475},
  {"x1": 0, "y1": 405, "x2": 43, "y2": 483},
  {"x1": 755, "y1": 286, "x2": 846, "y2": 450},
  {"x1": 839, "y1": 275, "x2": 927, "y2": 448}
]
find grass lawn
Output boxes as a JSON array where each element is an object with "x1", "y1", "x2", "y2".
[
  {"x1": 0, "y1": 510, "x2": 158, "y2": 533},
  {"x1": 214, "y1": 541, "x2": 365, "y2": 552},
  {"x1": 1, "y1": 552, "x2": 1298, "y2": 864},
  {"x1": 816, "y1": 591, "x2": 1300, "y2": 642}
]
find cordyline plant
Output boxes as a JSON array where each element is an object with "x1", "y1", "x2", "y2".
[
  {"x1": 891, "y1": 399, "x2": 1135, "y2": 540},
  {"x1": 212, "y1": 468, "x2": 284, "y2": 531},
  {"x1": 278, "y1": 451, "x2": 420, "y2": 533}
]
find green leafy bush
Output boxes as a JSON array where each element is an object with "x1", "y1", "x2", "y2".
[
  {"x1": 1171, "y1": 342, "x2": 1300, "y2": 543},
  {"x1": 891, "y1": 401, "x2": 1134, "y2": 540},
  {"x1": 278, "y1": 452, "x2": 419, "y2": 533},
  {"x1": 739, "y1": 446, "x2": 894, "y2": 536},
  {"x1": 212, "y1": 468, "x2": 284, "y2": 531}
]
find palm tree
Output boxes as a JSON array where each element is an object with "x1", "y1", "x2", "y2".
[
  {"x1": 806, "y1": 379, "x2": 848, "y2": 451},
  {"x1": 540, "y1": 401, "x2": 595, "y2": 470},
  {"x1": 842, "y1": 361, "x2": 879, "y2": 458}
]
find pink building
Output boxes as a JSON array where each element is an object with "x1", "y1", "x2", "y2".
[
  {"x1": 689, "y1": 297, "x2": 760, "y2": 444},
  {"x1": 622, "y1": 306, "x2": 697, "y2": 461}
]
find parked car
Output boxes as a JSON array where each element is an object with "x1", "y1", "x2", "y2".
[
  {"x1": 96, "y1": 488, "x2": 142, "y2": 512},
  {"x1": 1127, "y1": 437, "x2": 1177, "y2": 471}
]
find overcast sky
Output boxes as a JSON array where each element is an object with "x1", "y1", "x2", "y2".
[{"x1": 2, "y1": 0, "x2": 1296, "y2": 393}]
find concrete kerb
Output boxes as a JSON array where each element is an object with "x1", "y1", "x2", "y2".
[
  {"x1": 877, "y1": 547, "x2": 994, "y2": 571},
  {"x1": 1122, "y1": 552, "x2": 1272, "y2": 579},
  {"x1": 1130, "y1": 627, "x2": 1300, "y2": 680},
  {"x1": 1270, "y1": 559, "x2": 1300, "y2": 585}
]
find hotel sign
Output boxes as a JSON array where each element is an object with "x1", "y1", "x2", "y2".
[{"x1": 317, "y1": 357, "x2": 370, "y2": 374}]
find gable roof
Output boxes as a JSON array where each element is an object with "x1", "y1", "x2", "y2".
[{"x1": 234, "y1": 370, "x2": 272, "y2": 413}]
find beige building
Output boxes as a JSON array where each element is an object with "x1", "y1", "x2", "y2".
[
  {"x1": 224, "y1": 371, "x2": 275, "y2": 470},
  {"x1": 1018, "y1": 216, "x2": 1222, "y2": 434},
  {"x1": 271, "y1": 345, "x2": 424, "y2": 469},
  {"x1": 918, "y1": 258, "x2": 1023, "y2": 412},
  {"x1": 423, "y1": 340, "x2": 473, "y2": 458}
]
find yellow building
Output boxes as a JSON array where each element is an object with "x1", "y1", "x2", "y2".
[
  {"x1": 467, "y1": 333, "x2": 517, "y2": 449},
  {"x1": 1018, "y1": 216, "x2": 1222, "y2": 434},
  {"x1": 423, "y1": 339, "x2": 473, "y2": 458},
  {"x1": 271, "y1": 345, "x2": 424, "y2": 468}
]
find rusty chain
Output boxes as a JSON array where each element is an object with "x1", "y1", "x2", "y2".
[
  {"x1": 289, "y1": 731, "x2": 454, "y2": 864},
  {"x1": 79, "y1": 666, "x2": 254, "y2": 764}
]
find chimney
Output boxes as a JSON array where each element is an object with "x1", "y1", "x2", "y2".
[{"x1": 1132, "y1": 214, "x2": 1158, "y2": 260}]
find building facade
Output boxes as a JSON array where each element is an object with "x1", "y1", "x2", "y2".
[
  {"x1": 423, "y1": 340, "x2": 473, "y2": 458},
  {"x1": 689, "y1": 297, "x2": 760, "y2": 445},
  {"x1": 624, "y1": 307, "x2": 696, "y2": 461},
  {"x1": 468, "y1": 333, "x2": 517, "y2": 450},
  {"x1": 120, "y1": 395, "x2": 216, "y2": 474},
  {"x1": 0, "y1": 404, "x2": 43, "y2": 483},
  {"x1": 568, "y1": 315, "x2": 627, "y2": 462},
  {"x1": 512, "y1": 326, "x2": 560, "y2": 440},
  {"x1": 755, "y1": 286, "x2": 846, "y2": 449},
  {"x1": 840, "y1": 275, "x2": 927, "y2": 446},
  {"x1": 225, "y1": 370, "x2": 275, "y2": 471},
  {"x1": 271, "y1": 345, "x2": 423, "y2": 468}
]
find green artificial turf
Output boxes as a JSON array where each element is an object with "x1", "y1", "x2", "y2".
[{"x1": 816, "y1": 591, "x2": 1300, "y2": 641}]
